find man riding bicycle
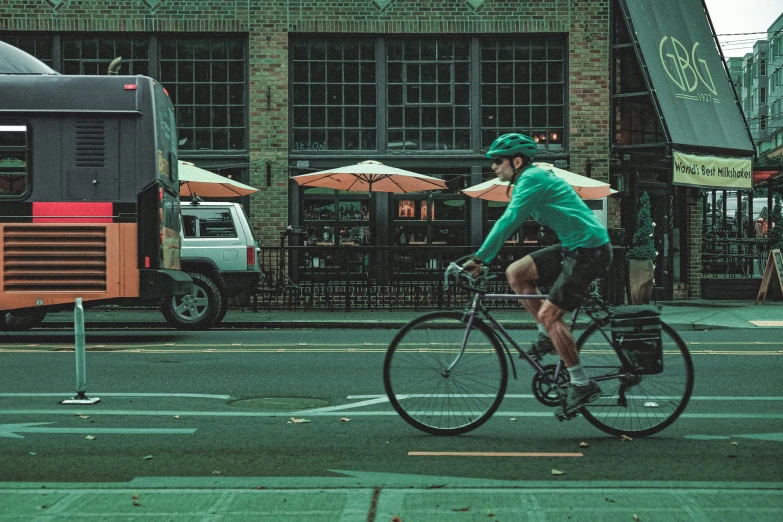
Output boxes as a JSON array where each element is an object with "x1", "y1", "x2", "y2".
[{"x1": 463, "y1": 133, "x2": 612, "y2": 419}]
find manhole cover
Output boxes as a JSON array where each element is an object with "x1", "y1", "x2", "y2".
[{"x1": 228, "y1": 397, "x2": 329, "y2": 411}]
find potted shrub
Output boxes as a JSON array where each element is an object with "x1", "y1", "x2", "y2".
[{"x1": 626, "y1": 192, "x2": 656, "y2": 304}]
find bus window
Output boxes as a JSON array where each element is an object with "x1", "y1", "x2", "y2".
[{"x1": 0, "y1": 122, "x2": 27, "y2": 197}]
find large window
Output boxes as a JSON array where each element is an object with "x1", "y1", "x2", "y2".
[
  {"x1": 159, "y1": 38, "x2": 246, "y2": 151},
  {"x1": 0, "y1": 34, "x2": 248, "y2": 155},
  {"x1": 291, "y1": 40, "x2": 377, "y2": 152},
  {"x1": 391, "y1": 169, "x2": 469, "y2": 246},
  {"x1": 62, "y1": 37, "x2": 149, "y2": 75},
  {"x1": 387, "y1": 39, "x2": 471, "y2": 151},
  {"x1": 0, "y1": 122, "x2": 28, "y2": 197},
  {"x1": 0, "y1": 36, "x2": 53, "y2": 68},
  {"x1": 481, "y1": 39, "x2": 565, "y2": 149}
]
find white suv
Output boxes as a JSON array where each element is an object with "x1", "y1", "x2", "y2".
[{"x1": 161, "y1": 201, "x2": 260, "y2": 330}]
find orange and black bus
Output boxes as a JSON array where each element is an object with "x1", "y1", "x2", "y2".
[{"x1": 0, "y1": 41, "x2": 191, "y2": 328}]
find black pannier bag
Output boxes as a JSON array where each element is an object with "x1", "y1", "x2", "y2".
[{"x1": 610, "y1": 305, "x2": 663, "y2": 375}]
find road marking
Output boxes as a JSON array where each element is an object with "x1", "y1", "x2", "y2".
[
  {"x1": 1, "y1": 409, "x2": 782, "y2": 420},
  {"x1": 408, "y1": 451, "x2": 583, "y2": 457},
  {"x1": 0, "y1": 422, "x2": 196, "y2": 439},
  {"x1": 686, "y1": 433, "x2": 783, "y2": 442},
  {"x1": 349, "y1": 394, "x2": 783, "y2": 401},
  {"x1": 0, "y1": 392, "x2": 232, "y2": 400},
  {"x1": 751, "y1": 321, "x2": 783, "y2": 326}
]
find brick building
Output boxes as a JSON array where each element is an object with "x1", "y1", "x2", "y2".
[{"x1": 0, "y1": 0, "x2": 753, "y2": 302}]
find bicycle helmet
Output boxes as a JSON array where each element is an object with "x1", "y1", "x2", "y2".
[{"x1": 485, "y1": 133, "x2": 538, "y2": 160}]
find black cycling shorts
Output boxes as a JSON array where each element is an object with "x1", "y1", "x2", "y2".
[{"x1": 529, "y1": 243, "x2": 612, "y2": 311}]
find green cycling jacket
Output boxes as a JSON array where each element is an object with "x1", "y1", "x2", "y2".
[{"x1": 474, "y1": 164, "x2": 610, "y2": 263}]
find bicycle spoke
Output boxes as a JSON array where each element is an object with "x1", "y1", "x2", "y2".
[
  {"x1": 579, "y1": 322, "x2": 693, "y2": 437},
  {"x1": 384, "y1": 312, "x2": 507, "y2": 435}
]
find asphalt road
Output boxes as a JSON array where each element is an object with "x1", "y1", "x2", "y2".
[{"x1": 1, "y1": 328, "x2": 782, "y2": 486}]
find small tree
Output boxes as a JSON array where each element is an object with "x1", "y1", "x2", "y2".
[
  {"x1": 626, "y1": 191, "x2": 657, "y2": 260},
  {"x1": 768, "y1": 202, "x2": 783, "y2": 251}
]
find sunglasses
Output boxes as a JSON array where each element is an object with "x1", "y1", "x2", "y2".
[{"x1": 491, "y1": 156, "x2": 511, "y2": 166}]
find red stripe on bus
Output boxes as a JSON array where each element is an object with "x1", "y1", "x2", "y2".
[{"x1": 32, "y1": 202, "x2": 113, "y2": 223}]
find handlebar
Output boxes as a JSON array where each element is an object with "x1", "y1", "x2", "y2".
[
  {"x1": 443, "y1": 256, "x2": 493, "y2": 291},
  {"x1": 281, "y1": 225, "x2": 308, "y2": 238}
]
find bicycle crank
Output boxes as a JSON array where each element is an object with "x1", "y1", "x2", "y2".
[{"x1": 531, "y1": 364, "x2": 569, "y2": 407}]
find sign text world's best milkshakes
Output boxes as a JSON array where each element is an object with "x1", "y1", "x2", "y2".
[{"x1": 673, "y1": 150, "x2": 752, "y2": 189}]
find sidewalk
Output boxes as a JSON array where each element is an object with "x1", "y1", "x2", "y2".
[{"x1": 40, "y1": 299, "x2": 783, "y2": 330}]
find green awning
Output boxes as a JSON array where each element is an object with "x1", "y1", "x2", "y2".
[{"x1": 619, "y1": 0, "x2": 754, "y2": 155}]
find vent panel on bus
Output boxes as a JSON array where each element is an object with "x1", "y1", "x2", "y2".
[
  {"x1": 75, "y1": 121, "x2": 106, "y2": 168},
  {"x1": 3, "y1": 226, "x2": 107, "y2": 292}
]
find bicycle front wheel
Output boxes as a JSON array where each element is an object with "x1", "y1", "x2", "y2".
[
  {"x1": 383, "y1": 311, "x2": 508, "y2": 436},
  {"x1": 577, "y1": 321, "x2": 694, "y2": 437}
]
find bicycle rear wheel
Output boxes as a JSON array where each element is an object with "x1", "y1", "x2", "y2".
[
  {"x1": 577, "y1": 321, "x2": 694, "y2": 437},
  {"x1": 383, "y1": 311, "x2": 508, "y2": 436}
]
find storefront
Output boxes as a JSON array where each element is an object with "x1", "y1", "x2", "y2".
[{"x1": 612, "y1": 0, "x2": 755, "y2": 299}]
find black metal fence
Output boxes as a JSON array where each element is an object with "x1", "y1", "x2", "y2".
[{"x1": 254, "y1": 245, "x2": 626, "y2": 311}]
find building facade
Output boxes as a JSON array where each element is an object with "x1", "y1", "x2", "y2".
[{"x1": 1, "y1": 0, "x2": 757, "y2": 302}]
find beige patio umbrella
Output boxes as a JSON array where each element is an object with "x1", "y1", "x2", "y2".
[
  {"x1": 292, "y1": 160, "x2": 447, "y2": 193},
  {"x1": 178, "y1": 160, "x2": 259, "y2": 198},
  {"x1": 462, "y1": 162, "x2": 616, "y2": 202}
]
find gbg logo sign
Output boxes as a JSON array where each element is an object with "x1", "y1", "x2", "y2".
[{"x1": 659, "y1": 36, "x2": 718, "y2": 101}]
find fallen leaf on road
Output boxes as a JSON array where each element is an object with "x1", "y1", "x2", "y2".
[
  {"x1": 632, "y1": 515, "x2": 640, "y2": 521},
  {"x1": 552, "y1": 469, "x2": 565, "y2": 475},
  {"x1": 340, "y1": 417, "x2": 351, "y2": 422},
  {"x1": 731, "y1": 441, "x2": 738, "y2": 446},
  {"x1": 174, "y1": 415, "x2": 180, "y2": 420},
  {"x1": 142, "y1": 455, "x2": 153, "y2": 460},
  {"x1": 620, "y1": 434, "x2": 633, "y2": 442},
  {"x1": 78, "y1": 415, "x2": 90, "y2": 419},
  {"x1": 580, "y1": 442, "x2": 589, "y2": 448},
  {"x1": 132, "y1": 495, "x2": 140, "y2": 500},
  {"x1": 29, "y1": 452, "x2": 36, "y2": 456},
  {"x1": 391, "y1": 516, "x2": 402, "y2": 522},
  {"x1": 451, "y1": 506, "x2": 471, "y2": 512},
  {"x1": 85, "y1": 435, "x2": 95, "y2": 440},
  {"x1": 289, "y1": 417, "x2": 310, "y2": 424},
  {"x1": 510, "y1": 418, "x2": 517, "y2": 421},
  {"x1": 604, "y1": 497, "x2": 615, "y2": 503},
  {"x1": 487, "y1": 510, "x2": 495, "y2": 517},
  {"x1": 212, "y1": 470, "x2": 221, "y2": 474}
]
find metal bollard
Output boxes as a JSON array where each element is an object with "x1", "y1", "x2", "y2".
[{"x1": 61, "y1": 298, "x2": 100, "y2": 405}]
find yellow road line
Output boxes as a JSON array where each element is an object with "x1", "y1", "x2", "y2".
[{"x1": 408, "y1": 451, "x2": 583, "y2": 458}]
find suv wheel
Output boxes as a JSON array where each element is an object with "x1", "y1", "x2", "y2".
[{"x1": 161, "y1": 273, "x2": 224, "y2": 330}]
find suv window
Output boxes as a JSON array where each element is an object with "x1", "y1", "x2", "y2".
[{"x1": 182, "y1": 208, "x2": 237, "y2": 238}]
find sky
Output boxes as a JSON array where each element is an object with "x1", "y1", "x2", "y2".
[{"x1": 703, "y1": 0, "x2": 783, "y2": 57}]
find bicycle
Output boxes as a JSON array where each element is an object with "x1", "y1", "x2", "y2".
[
  {"x1": 258, "y1": 226, "x2": 311, "y2": 309},
  {"x1": 383, "y1": 257, "x2": 694, "y2": 437}
]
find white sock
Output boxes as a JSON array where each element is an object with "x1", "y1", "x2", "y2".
[
  {"x1": 537, "y1": 323, "x2": 549, "y2": 337},
  {"x1": 568, "y1": 364, "x2": 589, "y2": 386}
]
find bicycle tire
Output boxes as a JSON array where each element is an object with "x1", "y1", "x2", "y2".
[
  {"x1": 577, "y1": 320, "x2": 694, "y2": 437},
  {"x1": 383, "y1": 311, "x2": 508, "y2": 436}
]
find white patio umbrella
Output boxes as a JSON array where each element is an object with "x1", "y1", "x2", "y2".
[
  {"x1": 462, "y1": 162, "x2": 616, "y2": 202},
  {"x1": 178, "y1": 160, "x2": 259, "y2": 198},
  {"x1": 292, "y1": 160, "x2": 447, "y2": 193}
]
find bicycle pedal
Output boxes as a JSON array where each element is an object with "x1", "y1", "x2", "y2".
[{"x1": 554, "y1": 408, "x2": 580, "y2": 422}]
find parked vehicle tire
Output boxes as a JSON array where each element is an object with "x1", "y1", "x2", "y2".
[
  {"x1": 3, "y1": 309, "x2": 48, "y2": 331},
  {"x1": 161, "y1": 272, "x2": 223, "y2": 330},
  {"x1": 215, "y1": 299, "x2": 229, "y2": 324}
]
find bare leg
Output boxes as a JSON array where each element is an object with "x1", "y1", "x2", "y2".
[
  {"x1": 538, "y1": 300, "x2": 579, "y2": 367},
  {"x1": 506, "y1": 255, "x2": 543, "y2": 321}
]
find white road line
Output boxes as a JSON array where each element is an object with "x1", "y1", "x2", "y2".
[
  {"x1": 0, "y1": 392, "x2": 233, "y2": 400},
  {"x1": 0, "y1": 409, "x2": 782, "y2": 419},
  {"x1": 349, "y1": 394, "x2": 783, "y2": 401}
]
